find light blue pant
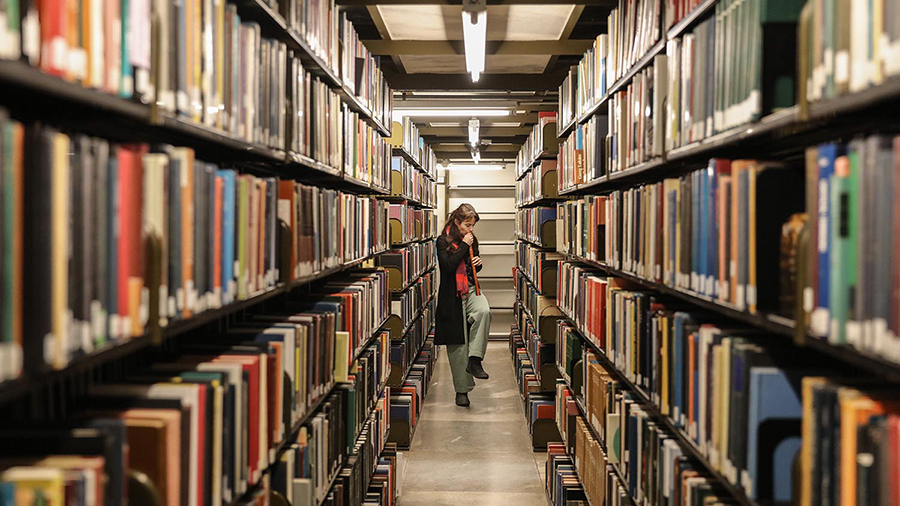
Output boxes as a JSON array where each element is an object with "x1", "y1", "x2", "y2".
[{"x1": 447, "y1": 285, "x2": 491, "y2": 393}]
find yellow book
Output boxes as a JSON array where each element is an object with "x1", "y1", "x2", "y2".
[
  {"x1": 52, "y1": 133, "x2": 70, "y2": 369},
  {"x1": 0, "y1": 467, "x2": 65, "y2": 505}
]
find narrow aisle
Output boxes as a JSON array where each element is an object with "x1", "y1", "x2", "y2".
[{"x1": 397, "y1": 341, "x2": 549, "y2": 506}]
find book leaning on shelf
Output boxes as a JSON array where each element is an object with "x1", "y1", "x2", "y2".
[
  {"x1": 0, "y1": 113, "x2": 389, "y2": 385},
  {"x1": 0, "y1": 284, "x2": 392, "y2": 506}
]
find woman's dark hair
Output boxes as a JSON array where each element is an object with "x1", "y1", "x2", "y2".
[{"x1": 441, "y1": 203, "x2": 480, "y2": 249}]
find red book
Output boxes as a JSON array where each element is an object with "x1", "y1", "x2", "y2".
[
  {"x1": 211, "y1": 354, "x2": 262, "y2": 482},
  {"x1": 213, "y1": 176, "x2": 223, "y2": 300},
  {"x1": 38, "y1": 0, "x2": 67, "y2": 75},
  {"x1": 117, "y1": 145, "x2": 146, "y2": 337}
]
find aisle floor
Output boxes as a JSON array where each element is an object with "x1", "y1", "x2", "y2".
[{"x1": 396, "y1": 341, "x2": 549, "y2": 506}]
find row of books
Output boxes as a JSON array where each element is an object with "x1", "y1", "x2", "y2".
[
  {"x1": 419, "y1": 142, "x2": 437, "y2": 181},
  {"x1": 556, "y1": 196, "x2": 607, "y2": 265},
  {"x1": 805, "y1": 136, "x2": 900, "y2": 362},
  {"x1": 0, "y1": 299, "x2": 392, "y2": 506},
  {"x1": 666, "y1": 1, "x2": 801, "y2": 152},
  {"x1": 389, "y1": 157, "x2": 437, "y2": 208},
  {"x1": 558, "y1": 0, "x2": 661, "y2": 126},
  {"x1": 0, "y1": 117, "x2": 394, "y2": 385},
  {"x1": 390, "y1": 271, "x2": 435, "y2": 329},
  {"x1": 342, "y1": 107, "x2": 391, "y2": 188},
  {"x1": 516, "y1": 160, "x2": 560, "y2": 207},
  {"x1": 329, "y1": 442, "x2": 399, "y2": 506},
  {"x1": 800, "y1": 0, "x2": 900, "y2": 103},
  {"x1": 515, "y1": 268, "x2": 563, "y2": 340},
  {"x1": 515, "y1": 241, "x2": 564, "y2": 297},
  {"x1": 378, "y1": 242, "x2": 436, "y2": 293},
  {"x1": 280, "y1": 0, "x2": 339, "y2": 79},
  {"x1": 389, "y1": 204, "x2": 437, "y2": 246},
  {"x1": 514, "y1": 303, "x2": 555, "y2": 392},
  {"x1": 557, "y1": 270, "x2": 815, "y2": 504},
  {"x1": 388, "y1": 301, "x2": 435, "y2": 388},
  {"x1": 389, "y1": 118, "x2": 423, "y2": 167},
  {"x1": 545, "y1": 445, "x2": 590, "y2": 506},
  {"x1": 516, "y1": 207, "x2": 557, "y2": 249},
  {"x1": 337, "y1": 11, "x2": 392, "y2": 128},
  {"x1": 318, "y1": 390, "x2": 392, "y2": 506},
  {"x1": 558, "y1": 114, "x2": 606, "y2": 191},
  {"x1": 511, "y1": 325, "x2": 541, "y2": 400},
  {"x1": 556, "y1": 372, "x2": 743, "y2": 506},
  {"x1": 557, "y1": 158, "x2": 804, "y2": 316},
  {"x1": 515, "y1": 112, "x2": 558, "y2": 177},
  {"x1": 663, "y1": 0, "x2": 707, "y2": 30},
  {"x1": 389, "y1": 338, "x2": 438, "y2": 449},
  {"x1": 608, "y1": 53, "x2": 667, "y2": 172}
]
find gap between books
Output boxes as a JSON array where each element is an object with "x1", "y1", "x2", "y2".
[
  {"x1": 0, "y1": 247, "x2": 392, "y2": 406},
  {"x1": 558, "y1": 311, "x2": 759, "y2": 506}
]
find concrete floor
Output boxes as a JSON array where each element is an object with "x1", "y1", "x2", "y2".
[{"x1": 396, "y1": 341, "x2": 550, "y2": 506}]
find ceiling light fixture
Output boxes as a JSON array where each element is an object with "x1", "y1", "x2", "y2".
[
  {"x1": 446, "y1": 164, "x2": 503, "y2": 171},
  {"x1": 392, "y1": 109, "x2": 510, "y2": 118},
  {"x1": 468, "y1": 118, "x2": 480, "y2": 146},
  {"x1": 462, "y1": 0, "x2": 487, "y2": 83},
  {"x1": 472, "y1": 149, "x2": 481, "y2": 164}
]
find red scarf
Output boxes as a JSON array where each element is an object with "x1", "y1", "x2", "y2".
[{"x1": 445, "y1": 225, "x2": 470, "y2": 298}]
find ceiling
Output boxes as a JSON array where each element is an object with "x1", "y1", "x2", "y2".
[{"x1": 339, "y1": 0, "x2": 616, "y2": 163}]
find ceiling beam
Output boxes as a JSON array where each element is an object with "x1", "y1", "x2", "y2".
[
  {"x1": 434, "y1": 144, "x2": 520, "y2": 153},
  {"x1": 545, "y1": 5, "x2": 584, "y2": 73},
  {"x1": 385, "y1": 71, "x2": 566, "y2": 91},
  {"x1": 362, "y1": 40, "x2": 592, "y2": 56},
  {"x1": 365, "y1": 6, "x2": 405, "y2": 72}
]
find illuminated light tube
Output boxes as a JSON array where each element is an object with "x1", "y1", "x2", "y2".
[
  {"x1": 393, "y1": 109, "x2": 510, "y2": 118},
  {"x1": 446, "y1": 164, "x2": 503, "y2": 171},
  {"x1": 468, "y1": 118, "x2": 480, "y2": 146},
  {"x1": 462, "y1": 9, "x2": 486, "y2": 83}
]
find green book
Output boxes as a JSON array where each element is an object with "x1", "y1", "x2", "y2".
[{"x1": 828, "y1": 160, "x2": 849, "y2": 344}]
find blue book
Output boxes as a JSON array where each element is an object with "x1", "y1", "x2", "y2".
[
  {"x1": 0, "y1": 482, "x2": 14, "y2": 506},
  {"x1": 708, "y1": 163, "x2": 718, "y2": 297},
  {"x1": 815, "y1": 144, "x2": 841, "y2": 324},
  {"x1": 672, "y1": 312, "x2": 691, "y2": 427},
  {"x1": 699, "y1": 168, "x2": 709, "y2": 295},
  {"x1": 746, "y1": 367, "x2": 803, "y2": 503},
  {"x1": 219, "y1": 170, "x2": 236, "y2": 304}
]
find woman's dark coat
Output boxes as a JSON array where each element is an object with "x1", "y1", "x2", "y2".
[{"x1": 433, "y1": 234, "x2": 482, "y2": 346}]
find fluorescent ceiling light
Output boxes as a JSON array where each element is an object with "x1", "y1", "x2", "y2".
[
  {"x1": 446, "y1": 164, "x2": 503, "y2": 171},
  {"x1": 428, "y1": 122, "x2": 462, "y2": 127},
  {"x1": 462, "y1": 7, "x2": 486, "y2": 82},
  {"x1": 393, "y1": 109, "x2": 510, "y2": 118},
  {"x1": 468, "y1": 118, "x2": 480, "y2": 146}
]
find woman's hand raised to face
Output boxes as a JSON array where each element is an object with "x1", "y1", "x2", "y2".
[
  {"x1": 471, "y1": 256, "x2": 482, "y2": 267},
  {"x1": 462, "y1": 233, "x2": 474, "y2": 245}
]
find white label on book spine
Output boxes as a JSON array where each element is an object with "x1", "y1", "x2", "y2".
[
  {"x1": 847, "y1": 320, "x2": 862, "y2": 345},
  {"x1": 810, "y1": 308, "x2": 830, "y2": 337},
  {"x1": 109, "y1": 315, "x2": 121, "y2": 340},
  {"x1": 741, "y1": 470, "x2": 752, "y2": 497},
  {"x1": 81, "y1": 322, "x2": 93, "y2": 354},
  {"x1": 176, "y1": 288, "x2": 185, "y2": 311},
  {"x1": 736, "y1": 285, "x2": 746, "y2": 310},
  {"x1": 43, "y1": 333, "x2": 55, "y2": 365},
  {"x1": 90, "y1": 301, "x2": 103, "y2": 340},
  {"x1": 803, "y1": 287, "x2": 815, "y2": 313},
  {"x1": 835, "y1": 51, "x2": 850, "y2": 84},
  {"x1": 747, "y1": 285, "x2": 757, "y2": 307}
]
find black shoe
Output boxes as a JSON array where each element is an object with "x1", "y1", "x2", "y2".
[
  {"x1": 455, "y1": 393, "x2": 470, "y2": 407},
  {"x1": 466, "y1": 356, "x2": 490, "y2": 380}
]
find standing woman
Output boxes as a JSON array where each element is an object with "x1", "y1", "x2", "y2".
[{"x1": 434, "y1": 203, "x2": 492, "y2": 407}]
